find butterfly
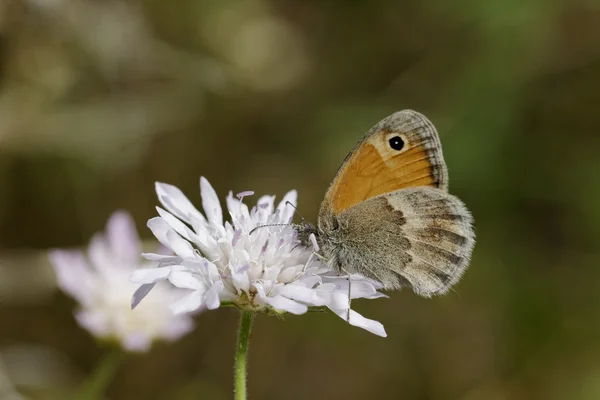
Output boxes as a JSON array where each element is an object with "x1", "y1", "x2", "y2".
[{"x1": 296, "y1": 110, "x2": 475, "y2": 297}]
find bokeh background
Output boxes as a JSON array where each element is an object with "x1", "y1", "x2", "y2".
[{"x1": 1, "y1": 0, "x2": 600, "y2": 399}]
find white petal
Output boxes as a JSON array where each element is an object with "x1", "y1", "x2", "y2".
[
  {"x1": 105, "y1": 210, "x2": 141, "y2": 265},
  {"x1": 169, "y1": 271, "x2": 204, "y2": 290},
  {"x1": 87, "y1": 233, "x2": 113, "y2": 271},
  {"x1": 277, "y1": 266, "x2": 297, "y2": 283},
  {"x1": 278, "y1": 285, "x2": 328, "y2": 306},
  {"x1": 166, "y1": 230, "x2": 196, "y2": 258},
  {"x1": 75, "y1": 310, "x2": 110, "y2": 337},
  {"x1": 155, "y1": 182, "x2": 206, "y2": 225},
  {"x1": 205, "y1": 260, "x2": 222, "y2": 282},
  {"x1": 232, "y1": 272, "x2": 250, "y2": 293},
  {"x1": 48, "y1": 250, "x2": 94, "y2": 305},
  {"x1": 146, "y1": 217, "x2": 172, "y2": 248},
  {"x1": 179, "y1": 258, "x2": 204, "y2": 268},
  {"x1": 338, "y1": 279, "x2": 379, "y2": 299},
  {"x1": 315, "y1": 282, "x2": 336, "y2": 292},
  {"x1": 200, "y1": 177, "x2": 223, "y2": 227},
  {"x1": 189, "y1": 213, "x2": 211, "y2": 237},
  {"x1": 367, "y1": 292, "x2": 389, "y2": 299},
  {"x1": 330, "y1": 308, "x2": 387, "y2": 337},
  {"x1": 179, "y1": 218, "x2": 216, "y2": 258},
  {"x1": 197, "y1": 238, "x2": 222, "y2": 262},
  {"x1": 226, "y1": 192, "x2": 242, "y2": 218},
  {"x1": 276, "y1": 190, "x2": 298, "y2": 223},
  {"x1": 122, "y1": 333, "x2": 153, "y2": 352},
  {"x1": 131, "y1": 283, "x2": 156, "y2": 309},
  {"x1": 141, "y1": 253, "x2": 181, "y2": 265},
  {"x1": 329, "y1": 291, "x2": 350, "y2": 310},
  {"x1": 266, "y1": 295, "x2": 307, "y2": 315},
  {"x1": 323, "y1": 276, "x2": 388, "y2": 300},
  {"x1": 253, "y1": 282, "x2": 267, "y2": 299},
  {"x1": 256, "y1": 195, "x2": 275, "y2": 217},
  {"x1": 156, "y1": 207, "x2": 200, "y2": 243},
  {"x1": 205, "y1": 281, "x2": 224, "y2": 310},
  {"x1": 217, "y1": 237, "x2": 233, "y2": 258},
  {"x1": 299, "y1": 275, "x2": 322, "y2": 288},
  {"x1": 261, "y1": 265, "x2": 281, "y2": 282},
  {"x1": 309, "y1": 233, "x2": 320, "y2": 252},
  {"x1": 180, "y1": 259, "x2": 220, "y2": 282},
  {"x1": 350, "y1": 311, "x2": 387, "y2": 337},
  {"x1": 161, "y1": 316, "x2": 195, "y2": 341},
  {"x1": 130, "y1": 267, "x2": 171, "y2": 284},
  {"x1": 170, "y1": 290, "x2": 204, "y2": 314}
]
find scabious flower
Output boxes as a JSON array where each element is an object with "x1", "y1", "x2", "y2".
[
  {"x1": 49, "y1": 211, "x2": 195, "y2": 352},
  {"x1": 130, "y1": 177, "x2": 387, "y2": 337}
]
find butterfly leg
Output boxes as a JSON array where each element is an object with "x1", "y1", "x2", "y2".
[
  {"x1": 341, "y1": 267, "x2": 352, "y2": 323},
  {"x1": 288, "y1": 249, "x2": 330, "y2": 285},
  {"x1": 290, "y1": 252, "x2": 315, "y2": 283}
]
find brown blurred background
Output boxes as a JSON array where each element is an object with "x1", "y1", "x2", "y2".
[{"x1": 1, "y1": 0, "x2": 600, "y2": 399}]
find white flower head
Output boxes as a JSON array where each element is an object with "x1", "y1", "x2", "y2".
[
  {"x1": 131, "y1": 177, "x2": 387, "y2": 337},
  {"x1": 48, "y1": 211, "x2": 195, "y2": 352}
]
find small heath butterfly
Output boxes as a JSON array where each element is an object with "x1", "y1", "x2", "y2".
[{"x1": 297, "y1": 110, "x2": 475, "y2": 297}]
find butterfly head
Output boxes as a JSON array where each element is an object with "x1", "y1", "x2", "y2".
[{"x1": 295, "y1": 222, "x2": 320, "y2": 249}]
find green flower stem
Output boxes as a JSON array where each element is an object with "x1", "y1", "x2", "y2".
[
  {"x1": 73, "y1": 348, "x2": 123, "y2": 400},
  {"x1": 234, "y1": 311, "x2": 255, "y2": 400}
]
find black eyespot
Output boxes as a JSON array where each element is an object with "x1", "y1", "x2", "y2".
[{"x1": 388, "y1": 136, "x2": 405, "y2": 151}]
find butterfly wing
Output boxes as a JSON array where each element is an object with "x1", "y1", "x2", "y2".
[
  {"x1": 321, "y1": 110, "x2": 449, "y2": 219},
  {"x1": 312, "y1": 109, "x2": 474, "y2": 295},
  {"x1": 329, "y1": 187, "x2": 475, "y2": 296}
]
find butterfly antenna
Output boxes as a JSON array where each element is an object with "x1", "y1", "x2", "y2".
[
  {"x1": 249, "y1": 223, "x2": 300, "y2": 235},
  {"x1": 285, "y1": 201, "x2": 306, "y2": 224},
  {"x1": 249, "y1": 202, "x2": 305, "y2": 235}
]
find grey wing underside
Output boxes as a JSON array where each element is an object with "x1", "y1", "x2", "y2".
[{"x1": 333, "y1": 186, "x2": 475, "y2": 297}]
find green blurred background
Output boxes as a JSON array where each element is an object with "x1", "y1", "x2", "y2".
[{"x1": 1, "y1": 0, "x2": 600, "y2": 399}]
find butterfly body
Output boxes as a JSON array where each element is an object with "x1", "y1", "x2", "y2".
[{"x1": 298, "y1": 110, "x2": 475, "y2": 297}]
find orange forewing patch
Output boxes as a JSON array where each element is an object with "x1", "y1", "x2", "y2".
[{"x1": 328, "y1": 141, "x2": 436, "y2": 215}]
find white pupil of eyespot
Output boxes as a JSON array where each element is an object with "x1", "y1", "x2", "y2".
[{"x1": 389, "y1": 136, "x2": 404, "y2": 151}]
